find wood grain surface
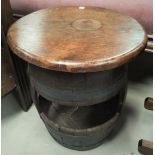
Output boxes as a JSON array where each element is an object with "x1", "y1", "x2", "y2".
[{"x1": 7, "y1": 7, "x2": 147, "y2": 72}]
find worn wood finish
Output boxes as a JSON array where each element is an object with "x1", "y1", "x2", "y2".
[
  {"x1": 30, "y1": 71, "x2": 127, "y2": 150},
  {"x1": 34, "y1": 95, "x2": 122, "y2": 150},
  {"x1": 7, "y1": 7, "x2": 147, "y2": 72},
  {"x1": 29, "y1": 64, "x2": 127, "y2": 106}
]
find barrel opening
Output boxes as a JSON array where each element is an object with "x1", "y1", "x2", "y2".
[{"x1": 37, "y1": 94, "x2": 120, "y2": 130}]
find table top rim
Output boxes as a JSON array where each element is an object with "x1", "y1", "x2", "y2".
[{"x1": 7, "y1": 6, "x2": 147, "y2": 73}]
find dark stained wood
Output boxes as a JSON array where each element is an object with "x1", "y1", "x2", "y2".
[
  {"x1": 7, "y1": 7, "x2": 147, "y2": 72},
  {"x1": 1, "y1": 0, "x2": 32, "y2": 110},
  {"x1": 29, "y1": 64, "x2": 127, "y2": 106},
  {"x1": 1, "y1": 0, "x2": 16, "y2": 96},
  {"x1": 1, "y1": 0, "x2": 13, "y2": 34},
  {"x1": 1, "y1": 48, "x2": 16, "y2": 96},
  {"x1": 138, "y1": 139, "x2": 153, "y2": 155},
  {"x1": 144, "y1": 97, "x2": 153, "y2": 111},
  {"x1": 145, "y1": 35, "x2": 153, "y2": 53}
]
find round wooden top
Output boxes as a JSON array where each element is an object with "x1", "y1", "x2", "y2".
[{"x1": 7, "y1": 7, "x2": 147, "y2": 72}]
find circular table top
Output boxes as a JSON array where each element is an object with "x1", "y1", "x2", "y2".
[{"x1": 7, "y1": 7, "x2": 147, "y2": 72}]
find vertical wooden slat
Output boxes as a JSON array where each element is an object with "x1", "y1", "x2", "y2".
[{"x1": 1, "y1": 0, "x2": 32, "y2": 111}]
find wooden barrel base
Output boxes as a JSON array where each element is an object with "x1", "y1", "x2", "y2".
[
  {"x1": 29, "y1": 63, "x2": 127, "y2": 150},
  {"x1": 49, "y1": 129, "x2": 108, "y2": 151}
]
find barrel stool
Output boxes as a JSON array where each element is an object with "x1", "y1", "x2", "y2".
[{"x1": 7, "y1": 7, "x2": 147, "y2": 150}]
